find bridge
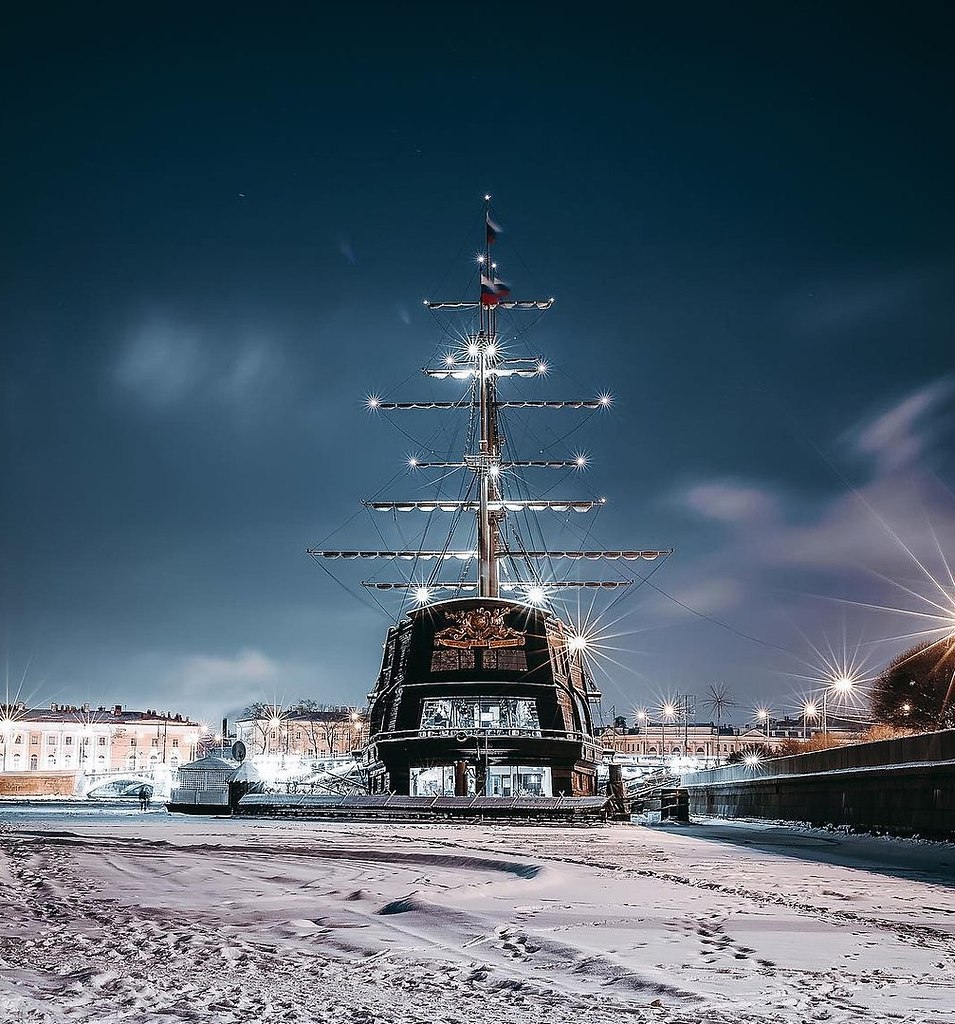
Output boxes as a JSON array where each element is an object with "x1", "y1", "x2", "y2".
[{"x1": 76, "y1": 765, "x2": 175, "y2": 799}]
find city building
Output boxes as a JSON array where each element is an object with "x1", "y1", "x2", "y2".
[
  {"x1": 234, "y1": 705, "x2": 370, "y2": 760},
  {"x1": 0, "y1": 703, "x2": 202, "y2": 774},
  {"x1": 599, "y1": 721, "x2": 788, "y2": 762}
]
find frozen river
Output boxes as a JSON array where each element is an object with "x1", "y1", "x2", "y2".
[{"x1": 1, "y1": 804, "x2": 954, "y2": 1023}]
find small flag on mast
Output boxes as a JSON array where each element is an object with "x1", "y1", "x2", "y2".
[
  {"x1": 481, "y1": 274, "x2": 511, "y2": 305},
  {"x1": 486, "y1": 213, "x2": 502, "y2": 247}
]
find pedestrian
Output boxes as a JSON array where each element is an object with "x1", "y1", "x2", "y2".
[{"x1": 138, "y1": 785, "x2": 149, "y2": 811}]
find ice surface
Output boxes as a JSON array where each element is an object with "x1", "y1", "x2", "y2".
[{"x1": 1, "y1": 808, "x2": 953, "y2": 1023}]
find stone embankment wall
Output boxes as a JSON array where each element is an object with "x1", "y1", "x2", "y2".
[
  {"x1": 0, "y1": 772, "x2": 77, "y2": 797},
  {"x1": 681, "y1": 729, "x2": 955, "y2": 837}
]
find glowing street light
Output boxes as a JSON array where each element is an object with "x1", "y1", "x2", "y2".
[
  {"x1": 567, "y1": 633, "x2": 589, "y2": 653},
  {"x1": 756, "y1": 707, "x2": 770, "y2": 738},
  {"x1": 414, "y1": 586, "x2": 431, "y2": 605},
  {"x1": 526, "y1": 586, "x2": 546, "y2": 606},
  {"x1": 822, "y1": 674, "x2": 856, "y2": 735},
  {"x1": 802, "y1": 700, "x2": 819, "y2": 739},
  {"x1": 661, "y1": 702, "x2": 677, "y2": 758}
]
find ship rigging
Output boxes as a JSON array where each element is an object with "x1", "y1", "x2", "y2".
[{"x1": 308, "y1": 199, "x2": 672, "y2": 797}]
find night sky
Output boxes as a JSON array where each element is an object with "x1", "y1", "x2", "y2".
[{"x1": 3, "y1": 4, "x2": 954, "y2": 725}]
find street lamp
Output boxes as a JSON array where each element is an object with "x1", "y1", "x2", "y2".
[
  {"x1": 756, "y1": 707, "x2": 770, "y2": 739},
  {"x1": 825, "y1": 676, "x2": 855, "y2": 736},
  {"x1": 661, "y1": 702, "x2": 677, "y2": 760},
  {"x1": 268, "y1": 714, "x2": 283, "y2": 756},
  {"x1": 802, "y1": 700, "x2": 819, "y2": 739},
  {"x1": 0, "y1": 717, "x2": 14, "y2": 772}
]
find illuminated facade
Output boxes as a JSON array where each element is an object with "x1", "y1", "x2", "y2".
[
  {"x1": 600, "y1": 723, "x2": 789, "y2": 761},
  {"x1": 0, "y1": 703, "x2": 201, "y2": 773},
  {"x1": 235, "y1": 706, "x2": 370, "y2": 758}
]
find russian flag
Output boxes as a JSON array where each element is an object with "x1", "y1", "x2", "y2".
[
  {"x1": 486, "y1": 213, "x2": 502, "y2": 247},
  {"x1": 481, "y1": 274, "x2": 511, "y2": 305},
  {"x1": 481, "y1": 273, "x2": 500, "y2": 305}
]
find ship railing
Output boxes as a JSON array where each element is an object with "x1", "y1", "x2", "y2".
[{"x1": 375, "y1": 727, "x2": 596, "y2": 744}]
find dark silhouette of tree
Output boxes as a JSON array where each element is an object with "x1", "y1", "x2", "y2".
[
  {"x1": 871, "y1": 638, "x2": 955, "y2": 730},
  {"x1": 726, "y1": 742, "x2": 771, "y2": 764}
]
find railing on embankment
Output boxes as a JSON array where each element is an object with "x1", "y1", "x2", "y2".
[{"x1": 680, "y1": 729, "x2": 955, "y2": 838}]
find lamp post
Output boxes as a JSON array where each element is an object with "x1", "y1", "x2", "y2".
[
  {"x1": 634, "y1": 708, "x2": 648, "y2": 755},
  {"x1": 0, "y1": 716, "x2": 17, "y2": 772},
  {"x1": 826, "y1": 677, "x2": 855, "y2": 736},
  {"x1": 661, "y1": 702, "x2": 677, "y2": 762},
  {"x1": 802, "y1": 700, "x2": 819, "y2": 740},
  {"x1": 269, "y1": 714, "x2": 283, "y2": 757},
  {"x1": 756, "y1": 707, "x2": 770, "y2": 739}
]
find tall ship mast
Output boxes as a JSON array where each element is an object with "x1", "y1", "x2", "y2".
[{"x1": 310, "y1": 199, "x2": 671, "y2": 797}]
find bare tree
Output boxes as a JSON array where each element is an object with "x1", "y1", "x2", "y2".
[
  {"x1": 242, "y1": 702, "x2": 278, "y2": 755},
  {"x1": 700, "y1": 682, "x2": 736, "y2": 733},
  {"x1": 288, "y1": 699, "x2": 323, "y2": 756}
]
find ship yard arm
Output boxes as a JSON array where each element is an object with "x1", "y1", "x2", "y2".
[{"x1": 310, "y1": 197, "x2": 672, "y2": 604}]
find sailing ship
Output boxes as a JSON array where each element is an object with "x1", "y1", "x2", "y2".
[{"x1": 309, "y1": 199, "x2": 670, "y2": 797}]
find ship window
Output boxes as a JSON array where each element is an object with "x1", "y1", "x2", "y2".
[
  {"x1": 420, "y1": 698, "x2": 541, "y2": 734},
  {"x1": 430, "y1": 649, "x2": 475, "y2": 672},
  {"x1": 483, "y1": 648, "x2": 527, "y2": 671}
]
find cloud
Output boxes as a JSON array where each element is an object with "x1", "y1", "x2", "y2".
[
  {"x1": 159, "y1": 647, "x2": 284, "y2": 719},
  {"x1": 653, "y1": 578, "x2": 744, "y2": 617},
  {"x1": 112, "y1": 317, "x2": 287, "y2": 412},
  {"x1": 113, "y1": 319, "x2": 204, "y2": 407},
  {"x1": 662, "y1": 379, "x2": 955, "y2": 650},
  {"x1": 850, "y1": 378, "x2": 953, "y2": 473},
  {"x1": 682, "y1": 481, "x2": 778, "y2": 523}
]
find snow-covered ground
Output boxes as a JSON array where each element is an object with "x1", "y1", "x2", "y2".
[{"x1": 1, "y1": 807, "x2": 953, "y2": 1023}]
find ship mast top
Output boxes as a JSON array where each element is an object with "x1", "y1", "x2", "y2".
[
  {"x1": 309, "y1": 199, "x2": 671, "y2": 608},
  {"x1": 477, "y1": 194, "x2": 501, "y2": 598}
]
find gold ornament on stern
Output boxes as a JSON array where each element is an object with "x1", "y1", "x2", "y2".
[{"x1": 434, "y1": 607, "x2": 525, "y2": 649}]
